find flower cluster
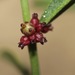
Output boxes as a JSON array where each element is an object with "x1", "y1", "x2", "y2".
[{"x1": 18, "y1": 13, "x2": 53, "y2": 49}]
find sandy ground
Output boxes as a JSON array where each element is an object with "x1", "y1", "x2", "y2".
[{"x1": 0, "y1": 0, "x2": 75, "y2": 75}]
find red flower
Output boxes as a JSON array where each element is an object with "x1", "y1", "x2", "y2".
[
  {"x1": 35, "y1": 32, "x2": 47, "y2": 44},
  {"x1": 30, "y1": 13, "x2": 39, "y2": 28},
  {"x1": 18, "y1": 36, "x2": 30, "y2": 49},
  {"x1": 36, "y1": 23, "x2": 42, "y2": 32},
  {"x1": 41, "y1": 22, "x2": 53, "y2": 33},
  {"x1": 29, "y1": 34, "x2": 36, "y2": 43},
  {"x1": 18, "y1": 13, "x2": 53, "y2": 49}
]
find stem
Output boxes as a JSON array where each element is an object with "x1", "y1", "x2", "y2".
[
  {"x1": 20, "y1": 0, "x2": 40, "y2": 75},
  {"x1": 28, "y1": 44, "x2": 40, "y2": 75},
  {"x1": 20, "y1": 0, "x2": 30, "y2": 21}
]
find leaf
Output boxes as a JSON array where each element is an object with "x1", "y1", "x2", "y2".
[
  {"x1": 1, "y1": 50, "x2": 30, "y2": 75},
  {"x1": 40, "y1": 0, "x2": 75, "y2": 23}
]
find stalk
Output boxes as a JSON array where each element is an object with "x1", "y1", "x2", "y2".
[{"x1": 20, "y1": 0, "x2": 40, "y2": 75}]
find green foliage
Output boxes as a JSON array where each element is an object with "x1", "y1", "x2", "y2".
[{"x1": 40, "y1": 0, "x2": 74, "y2": 23}]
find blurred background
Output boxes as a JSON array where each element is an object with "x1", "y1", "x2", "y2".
[{"x1": 0, "y1": 0, "x2": 75, "y2": 75}]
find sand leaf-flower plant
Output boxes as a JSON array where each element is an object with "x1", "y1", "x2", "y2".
[{"x1": 19, "y1": 0, "x2": 75, "y2": 75}]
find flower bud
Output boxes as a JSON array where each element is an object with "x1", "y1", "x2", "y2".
[
  {"x1": 30, "y1": 13, "x2": 39, "y2": 28},
  {"x1": 20, "y1": 22, "x2": 35, "y2": 36}
]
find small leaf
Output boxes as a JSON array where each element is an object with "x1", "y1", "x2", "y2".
[{"x1": 40, "y1": 0, "x2": 74, "y2": 23}]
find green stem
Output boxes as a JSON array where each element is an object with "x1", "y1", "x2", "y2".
[
  {"x1": 20, "y1": 0, "x2": 30, "y2": 21},
  {"x1": 20, "y1": 0, "x2": 40, "y2": 75},
  {"x1": 28, "y1": 44, "x2": 40, "y2": 75}
]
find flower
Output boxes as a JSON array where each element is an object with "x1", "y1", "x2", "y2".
[
  {"x1": 18, "y1": 13, "x2": 53, "y2": 49},
  {"x1": 18, "y1": 36, "x2": 30, "y2": 49}
]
